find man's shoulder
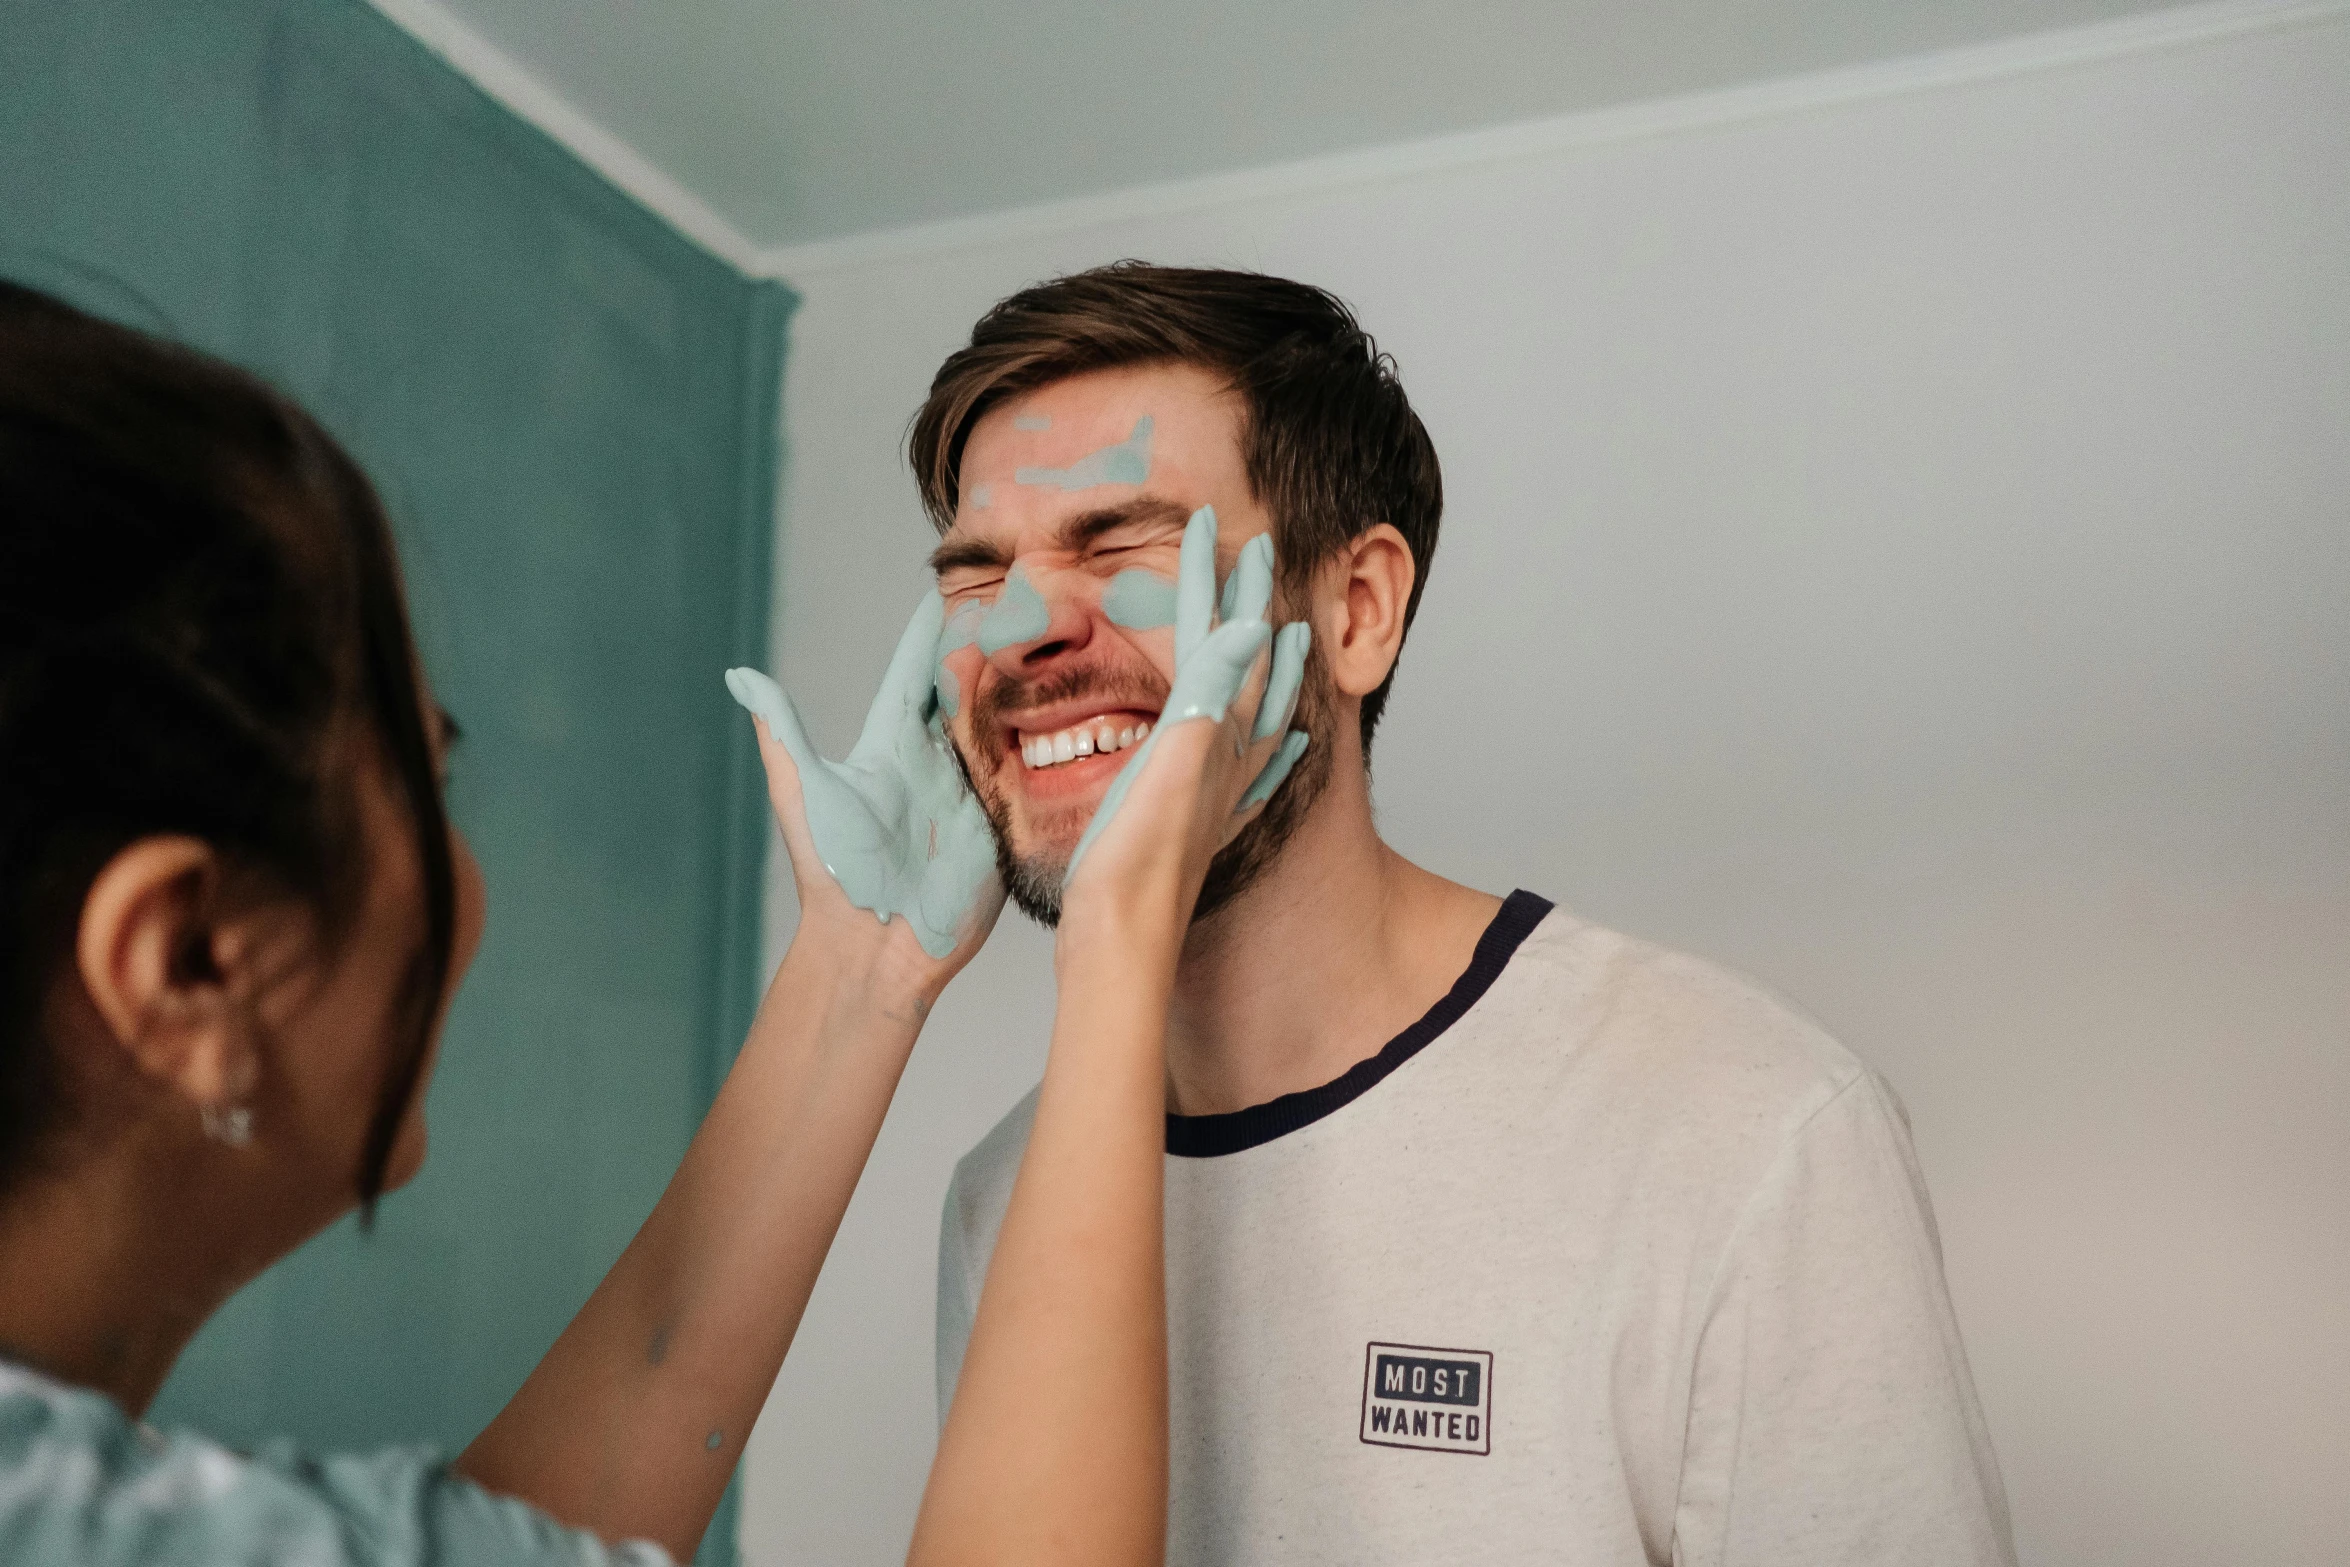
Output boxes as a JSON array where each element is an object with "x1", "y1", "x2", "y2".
[
  {"x1": 945, "y1": 907, "x2": 1882, "y2": 1233},
  {"x1": 1503, "y1": 904, "x2": 1872, "y2": 1128}
]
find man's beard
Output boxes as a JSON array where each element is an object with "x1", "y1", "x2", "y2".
[{"x1": 958, "y1": 646, "x2": 1338, "y2": 929}]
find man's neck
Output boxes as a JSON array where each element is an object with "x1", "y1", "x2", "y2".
[
  {"x1": 0, "y1": 1134, "x2": 296, "y2": 1416},
  {"x1": 1164, "y1": 758, "x2": 1503, "y2": 1117}
]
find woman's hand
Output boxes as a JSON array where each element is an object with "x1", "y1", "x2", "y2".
[
  {"x1": 1058, "y1": 506, "x2": 1311, "y2": 953},
  {"x1": 909, "y1": 507, "x2": 1309, "y2": 1567},
  {"x1": 467, "y1": 601, "x2": 1007, "y2": 1559},
  {"x1": 725, "y1": 593, "x2": 1006, "y2": 997}
]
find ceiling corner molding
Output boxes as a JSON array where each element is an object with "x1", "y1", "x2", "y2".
[
  {"x1": 364, "y1": 0, "x2": 762, "y2": 274},
  {"x1": 755, "y1": 0, "x2": 2350, "y2": 281}
]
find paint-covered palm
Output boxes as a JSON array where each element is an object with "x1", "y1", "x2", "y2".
[{"x1": 726, "y1": 593, "x2": 1003, "y2": 960}]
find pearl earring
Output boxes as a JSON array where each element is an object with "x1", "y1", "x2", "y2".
[{"x1": 201, "y1": 1102, "x2": 253, "y2": 1148}]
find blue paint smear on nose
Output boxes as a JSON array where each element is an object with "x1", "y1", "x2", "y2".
[
  {"x1": 977, "y1": 565, "x2": 1050, "y2": 656},
  {"x1": 1102, "y1": 568, "x2": 1177, "y2": 630},
  {"x1": 1015, "y1": 416, "x2": 1152, "y2": 491},
  {"x1": 934, "y1": 599, "x2": 986, "y2": 716}
]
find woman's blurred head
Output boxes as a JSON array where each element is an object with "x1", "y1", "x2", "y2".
[{"x1": 0, "y1": 282, "x2": 482, "y2": 1234}]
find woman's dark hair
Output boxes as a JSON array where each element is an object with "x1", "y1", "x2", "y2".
[
  {"x1": 908, "y1": 262, "x2": 1444, "y2": 756},
  {"x1": 0, "y1": 281, "x2": 455, "y2": 1211}
]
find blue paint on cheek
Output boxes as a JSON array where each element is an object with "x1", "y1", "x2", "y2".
[
  {"x1": 1015, "y1": 415, "x2": 1152, "y2": 491},
  {"x1": 1102, "y1": 569, "x2": 1177, "y2": 630},
  {"x1": 1013, "y1": 412, "x2": 1051, "y2": 431},
  {"x1": 977, "y1": 566, "x2": 1050, "y2": 655},
  {"x1": 934, "y1": 602, "x2": 985, "y2": 717}
]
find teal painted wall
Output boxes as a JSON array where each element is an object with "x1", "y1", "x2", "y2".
[{"x1": 0, "y1": 2, "x2": 789, "y2": 1559}]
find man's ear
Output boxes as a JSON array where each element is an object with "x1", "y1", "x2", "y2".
[
  {"x1": 1317, "y1": 524, "x2": 1416, "y2": 701},
  {"x1": 74, "y1": 838, "x2": 262, "y2": 1117}
]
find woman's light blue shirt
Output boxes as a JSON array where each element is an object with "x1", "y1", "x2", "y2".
[{"x1": 0, "y1": 1360, "x2": 672, "y2": 1565}]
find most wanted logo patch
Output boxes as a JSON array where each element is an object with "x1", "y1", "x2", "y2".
[{"x1": 1358, "y1": 1341, "x2": 1493, "y2": 1456}]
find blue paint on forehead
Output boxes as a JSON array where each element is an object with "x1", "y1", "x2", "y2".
[{"x1": 1015, "y1": 416, "x2": 1152, "y2": 492}]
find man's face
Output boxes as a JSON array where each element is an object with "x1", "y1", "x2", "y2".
[{"x1": 931, "y1": 362, "x2": 1319, "y2": 924}]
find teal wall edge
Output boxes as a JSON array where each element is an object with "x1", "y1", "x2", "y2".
[{"x1": 1, "y1": 3, "x2": 796, "y2": 1562}]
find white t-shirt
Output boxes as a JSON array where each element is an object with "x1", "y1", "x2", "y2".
[
  {"x1": 937, "y1": 893, "x2": 2016, "y2": 1566},
  {"x1": 0, "y1": 1358, "x2": 668, "y2": 1566}
]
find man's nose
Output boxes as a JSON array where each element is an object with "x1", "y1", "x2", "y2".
[{"x1": 977, "y1": 562, "x2": 1095, "y2": 674}]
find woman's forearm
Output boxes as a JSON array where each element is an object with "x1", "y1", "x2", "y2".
[
  {"x1": 908, "y1": 914, "x2": 1180, "y2": 1567},
  {"x1": 904, "y1": 508, "x2": 1293, "y2": 1565},
  {"x1": 456, "y1": 924, "x2": 934, "y2": 1561}
]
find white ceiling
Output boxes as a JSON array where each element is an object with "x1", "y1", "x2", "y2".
[{"x1": 405, "y1": 0, "x2": 2188, "y2": 252}]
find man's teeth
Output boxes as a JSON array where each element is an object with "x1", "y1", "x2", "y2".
[{"x1": 1020, "y1": 718, "x2": 1151, "y2": 770}]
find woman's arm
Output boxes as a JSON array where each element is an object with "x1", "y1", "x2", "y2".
[
  {"x1": 453, "y1": 916, "x2": 940, "y2": 1561},
  {"x1": 456, "y1": 601, "x2": 1005, "y2": 1564},
  {"x1": 908, "y1": 518, "x2": 1308, "y2": 1567},
  {"x1": 907, "y1": 902, "x2": 1181, "y2": 1565}
]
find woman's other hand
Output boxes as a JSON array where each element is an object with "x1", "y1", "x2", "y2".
[
  {"x1": 725, "y1": 593, "x2": 1006, "y2": 995},
  {"x1": 1057, "y1": 506, "x2": 1310, "y2": 957}
]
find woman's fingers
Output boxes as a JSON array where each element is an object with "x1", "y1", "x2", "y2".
[
  {"x1": 1220, "y1": 532, "x2": 1274, "y2": 626},
  {"x1": 1163, "y1": 616, "x2": 1272, "y2": 726},
  {"x1": 1175, "y1": 505, "x2": 1219, "y2": 667},
  {"x1": 726, "y1": 674, "x2": 842, "y2": 903},
  {"x1": 1239, "y1": 730, "x2": 1310, "y2": 812},
  {"x1": 1252, "y1": 621, "x2": 1310, "y2": 746},
  {"x1": 855, "y1": 591, "x2": 950, "y2": 758},
  {"x1": 727, "y1": 668, "x2": 859, "y2": 837},
  {"x1": 726, "y1": 667, "x2": 820, "y2": 785},
  {"x1": 1064, "y1": 617, "x2": 1274, "y2": 886},
  {"x1": 727, "y1": 666, "x2": 891, "y2": 903},
  {"x1": 1063, "y1": 513, "x2": 1311, "y2": 891}
]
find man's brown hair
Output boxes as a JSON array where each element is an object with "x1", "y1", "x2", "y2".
[{"x1": 908, "y1": 261, "x2": 1443, "y2": 752}]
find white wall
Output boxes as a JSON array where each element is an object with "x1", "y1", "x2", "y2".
[{"x1": 744, "y1": 12, "x2": 2350, "y2": 1564}]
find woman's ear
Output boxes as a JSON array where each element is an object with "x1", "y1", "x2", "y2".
[
  {"x1": 74, "y1": 838, "x2": 263, "y2": 1122},
  {"x1": 1317, "y1": 523, "x2": 1417, "y2": 700}
]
